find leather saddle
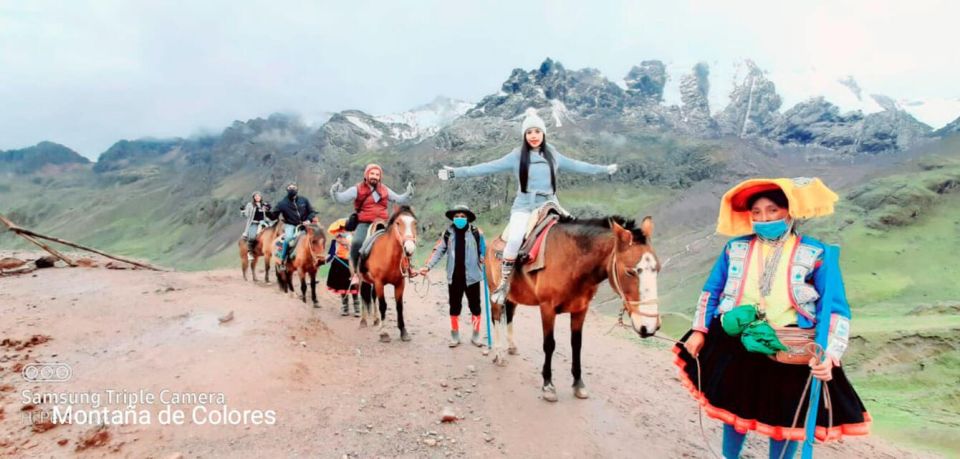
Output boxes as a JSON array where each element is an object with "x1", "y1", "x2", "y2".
[{"x1": 492, "y1": 202, "x2": 569, "y2": 273}]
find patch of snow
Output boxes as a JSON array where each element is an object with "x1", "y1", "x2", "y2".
[
  {"x1": 344, "y1": 115, "x2": 383, "y2": 139},
  {"x1": 550, "y1": 99, "x2": 574, "y2": 127},
  {"x1": 375, "y1": 96, "x2": 473, "y2": 141}
]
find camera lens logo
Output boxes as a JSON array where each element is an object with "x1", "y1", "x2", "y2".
[{"x1": 22, "y1": 363, "x2": 72, "y2": 382}]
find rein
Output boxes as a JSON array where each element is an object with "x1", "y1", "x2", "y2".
[
  {"x1": 392, "y1": 216, "x2": 417, "y2": 279},
  {"x1": 607, "y1": 243, "x2": 658, "y2": 319},
  {"x1": 301, "y1": 225, "x2": 322, "y2": 267}
]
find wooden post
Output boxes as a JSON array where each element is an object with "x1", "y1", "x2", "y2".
[
  {"x1": 0, "y1": 214, "x2": 76, "y2": 267},
  {"x1": 0, "y1": 213, "x2": 166, "y2": 271}
]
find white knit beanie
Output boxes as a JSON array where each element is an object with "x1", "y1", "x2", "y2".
[{"x1": 520, "y1": 108, "x2": 547, "y2": 138}]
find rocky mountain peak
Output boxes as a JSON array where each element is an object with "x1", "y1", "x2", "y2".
[
  {"x1": 717, "y1": 60, "x2": 783, "y2": 138},
  {"x1": 625, "y1": 60, "x2": 667, "y2": 104},
  {"x1": 0, "y1": 141, "x2": 90, "y2": 174}
]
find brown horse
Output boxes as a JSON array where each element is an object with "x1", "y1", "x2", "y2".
[
  {"x1": 239, "y1": 221, "x2": 279, "y2": 283},
  {"x1": 278, "y1": 223, "x2": 327, "y2": 306},
  {"x1": 485, "y1": 216, "x2": 660, "y2": 402},
  {"x1": 358, "y1": 206, "x2": 418, "y2": 342}
]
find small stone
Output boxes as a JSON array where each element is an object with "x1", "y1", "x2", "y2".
[
  {"x1": 441, "y1": 407, "x2": 457, "y2": 423},
  {"x1": 423, "y1": 438, "x2": 437, "y2": 447},
  {"x1": 300, "y1": 341, "x2": 307, "y2": 347},
  {"x1": 484, "y1": 436, "x2": 494, "y2": 443},
  {"x1": 439, "y1": 380, "x2": 448, "y2": 388},
  {"x1": 467, "y1": 365, "x2": 476, "y2": 373},
  {"x1": 218, "y1": 311, "x2": 234, "y2": 324}
]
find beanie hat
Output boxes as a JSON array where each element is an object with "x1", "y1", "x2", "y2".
[
  {"x1": 364, "y1": 164, "x2": 383, "y2": 180},
  {"x1": 520, "y1": 108, "x2": 547, "y2": 138}
]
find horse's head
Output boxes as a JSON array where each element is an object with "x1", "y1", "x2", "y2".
[
  {"x1": 304, "y1": 223, "x2": 327, "y2": 266},
  {"x1": 388, "y1": 206, "x2": 418, "y2": 257},
  {"x1": 609, "y1": 216, "x2": 660, "y2": 338}
]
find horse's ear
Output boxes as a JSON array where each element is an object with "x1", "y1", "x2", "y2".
[
  {"x1": 640, "y1": 216, "x2": 654, "y2": 241},
  {"x1": 610, "y1": 219, "x2": 633, "y2": 246}
]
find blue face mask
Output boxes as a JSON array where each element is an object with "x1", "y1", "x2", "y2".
[
  {"x1": 452, "y1": 217, "x2": 468, "y2": 229},
  {"x1": 752, "y1": 218, "x2": 789, "y2": 240}
]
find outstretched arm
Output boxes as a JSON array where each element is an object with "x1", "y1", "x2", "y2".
[
  {"x1": 386, "y1": 182, "x2": 413, "y2": 204},
  {"x1": 447, "y1": 150, "x2": 517, "y2": 179},
  {"x1": 553, "y1": 148, "x2": 612, "y2": 175},
  {"x1": 332, "y1": 184, "x2": 359, "y2": 204}
]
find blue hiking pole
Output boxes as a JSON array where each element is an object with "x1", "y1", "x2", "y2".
[
  {"x1": 479, "y1": 234, "x2": 493, "y2": 348},
  {"x1": 802, "y1": 245, "x2": 842, "y2": 459}
]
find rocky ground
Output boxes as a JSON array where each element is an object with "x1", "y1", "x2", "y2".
[{"x1": 0, "y1": 251, "x2": 935, "y2": 458}]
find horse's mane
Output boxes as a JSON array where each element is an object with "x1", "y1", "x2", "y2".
[
  {"x1": 558, "y1": 215, "x2": 648, "y2": 245},
  {"x1": 387, "y1": 205, "x2": 417, "y2": 226}
]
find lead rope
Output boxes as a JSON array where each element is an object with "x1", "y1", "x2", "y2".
[
  {"x1": 412, "y1": 273, "x2": 431, "y2": 299},
  {"x1": 779, "y1": 343, "x2": 834, "y2": 459}
]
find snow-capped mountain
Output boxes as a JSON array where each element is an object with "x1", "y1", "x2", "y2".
[
  {"x1": 315, "y1": 97, "x2": 473, "y2": 154},
  {"x1": 375, "y1": 96, "x2": 473, "y2": 140}
]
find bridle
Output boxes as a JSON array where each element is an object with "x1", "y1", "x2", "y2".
[
  {"x1": 607, "y1": 242, "x2": 659, "y2": 323},
  {"x1": 300, "y1": 224, "x2": 323, "y2": 267},
  {"x1": 392, "y1": 214, "x2": 417, "y2": 278}
]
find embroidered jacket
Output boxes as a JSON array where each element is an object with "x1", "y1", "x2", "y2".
[{"x1": 691, "y1": 235, "x2": 852, "y2": 363}]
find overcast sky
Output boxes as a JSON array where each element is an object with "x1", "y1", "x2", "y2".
[{"x1": 2, "y1": 0, "x2": 958, "y2": 159}]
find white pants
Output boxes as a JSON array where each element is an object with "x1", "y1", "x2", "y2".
[{"x1": 502, "y1": 210, "x2": 532, "y2": 260}]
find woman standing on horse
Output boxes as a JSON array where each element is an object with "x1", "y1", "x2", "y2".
[
  {"x1": 419, "y1": 204, "x2": 486, "y2": 348},
  {"x1": 674, "y1": 178, "x2": 869, "y2": 459},
  {"x1": 436, "y1": 109, "x2": 617, "y2": 304},
  {"x1": 326, "y1": 218, "x2": 361, "y2": 317},
  {"x1": 240, "y1": 191, "x2": 271, "y2": 261}
]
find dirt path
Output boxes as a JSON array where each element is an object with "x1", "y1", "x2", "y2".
[{"x1": 0, "y1": 260, "x2": 935, "y2": 458}]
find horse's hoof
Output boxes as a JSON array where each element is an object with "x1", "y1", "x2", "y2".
[
  {"x1": 492, "y1": 353, "x2": 506, "y2": 367},
  {"x1": 313, "y1": 302, "x2": 320, "y2": 309},
  {"x1": 379, "y1": 332, "x2": 391, "y2": 343},
  {"x1": 373, "y1": 318, "x2": 381, "y2": 326},
  {"x1": 507, "y1": 346, "x2": 518, "y2": 355},
  {"x1": 359, "y1": 318, "x2": 368, "y2": 328},
  {"x1": 400, "y1": 330, "x2": 411, "y2": 342},
  {"x1": 573, "y1": 382, "x2": 589, "y2": 400},
  {"x1": 542, "y1": 384, "x2": 558, "y2": 402}
]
